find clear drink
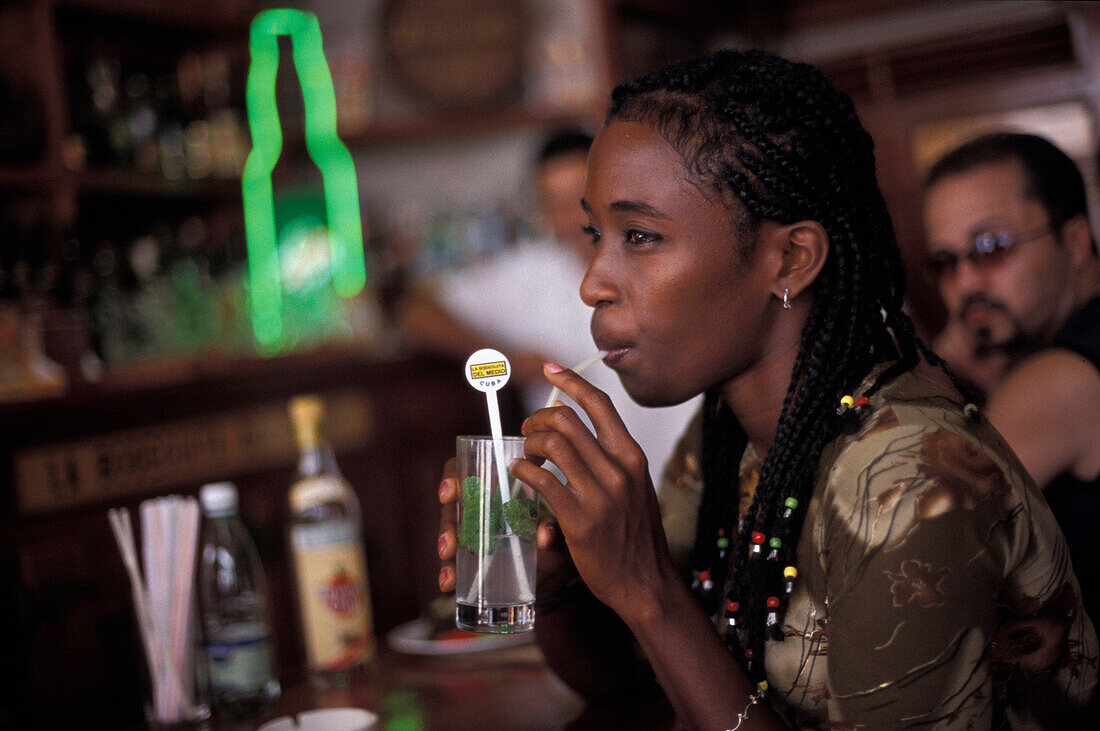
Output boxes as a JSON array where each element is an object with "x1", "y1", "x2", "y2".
[
  {"x1": 456, "y1": 532, "x2": 537, "y2": 631},
  {"x1": 454, "y1": 436, "x2": 538, "y2": 633}
]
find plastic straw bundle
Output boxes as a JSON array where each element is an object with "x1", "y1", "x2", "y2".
[{"x1": 108, "y1": 495, "x2": 205, "y2": 725}]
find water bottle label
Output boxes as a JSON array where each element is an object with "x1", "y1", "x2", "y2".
[{"x1": 204, "y1": 624, "x2": 273, "y2": 693}]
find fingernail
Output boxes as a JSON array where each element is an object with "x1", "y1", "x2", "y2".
[
  {"x1": 438, "y1": 480, "x2": 450, "y2": 502},
  {"x1": 520, "y1": 418, "x2": 528, "y2": 434},
  {"x1": 438, "y1": 533, "x2": 448, "y2": 557},
  {"x1": 545, "y1": 361, "x2": 564, "y2": 374},
  {"x1": 439, "y1": 566, "x2": 452, "y2": 590}
]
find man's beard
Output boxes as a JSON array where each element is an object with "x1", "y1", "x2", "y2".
[{"x1": 960, "y1": 293, "x2": 1036, "y2": 357}]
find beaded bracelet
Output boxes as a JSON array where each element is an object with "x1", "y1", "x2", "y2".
[{"x1": 725, "y1": 681, "x2": 768, "y2": 731}]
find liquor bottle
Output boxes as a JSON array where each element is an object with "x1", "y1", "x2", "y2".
[
  {"x1": 197, "y1": 481, "x2": 281, "y2": 719},
  {"x1": 287, "y1": 395, "x2": 375, "y2": 685}
]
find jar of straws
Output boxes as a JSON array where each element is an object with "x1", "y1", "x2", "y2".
[{"x1": 108, "y1": 495, "x2": 210, "y2": 728}]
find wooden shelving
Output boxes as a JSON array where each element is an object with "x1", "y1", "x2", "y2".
[
  {"x1": 0, "y1": 162, "x2": 59, "y2": 192},
  {"x1": 75, "y1": 167, "x2": 242, "y2": 200},
  {"x1": 340, "y1": 104, "x2": 604, "y2": 147},
  {"x1": 56, "y1": 0, "x2": 256, "y2": 30}
]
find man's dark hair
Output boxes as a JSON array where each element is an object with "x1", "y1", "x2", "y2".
[
  {"x1": 536, "y1": 128, "x2": 594, "y2": 166},
  {"x1": 925, "y1": 131, "x2": 1089, "y2": 229},
  {"x1": 608, "y1": 49, "x2": 958, "y2": 679}
]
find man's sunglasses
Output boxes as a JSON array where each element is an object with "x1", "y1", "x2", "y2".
[{"x1": 925, "y1": 225, "x2": 1052, "y2": 278}]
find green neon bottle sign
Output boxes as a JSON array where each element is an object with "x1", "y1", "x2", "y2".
[{"x1": 242, "y1": 8, "x2": 366, "y2": 346}]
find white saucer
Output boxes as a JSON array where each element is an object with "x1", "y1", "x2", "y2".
[{"x1": 385, "y1": 617, "x2": 534, "y2": 656}]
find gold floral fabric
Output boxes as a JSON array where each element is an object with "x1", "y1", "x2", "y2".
[{"x1": 658, "y1": 370, "x2": 1098, "y2": 728}]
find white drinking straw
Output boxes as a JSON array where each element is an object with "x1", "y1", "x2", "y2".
[
  {"x1": 108, "y1": 508, "x2": 159, "y2": 684},
  {"x1": 109, "y1": 502, "x2": 193, "y2": 723},
  {"x1": 543, "y1": 351, "x2": 609, "y2": 409},
  {"x1": 166, "y1": 498, "x2": 199, "y2": 718}
]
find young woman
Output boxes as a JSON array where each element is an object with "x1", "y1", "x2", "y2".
[{"x1": 437, "y1": 50, "x2": 1097, "y2": 728}]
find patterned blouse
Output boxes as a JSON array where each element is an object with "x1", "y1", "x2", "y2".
[{"x1": 658, "y1": 369, "x2": 1097, "y2": 728}]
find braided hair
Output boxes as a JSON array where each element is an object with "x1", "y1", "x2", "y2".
[{"x1": 606, "y1": 49, "x2": 956, "y2": 677}]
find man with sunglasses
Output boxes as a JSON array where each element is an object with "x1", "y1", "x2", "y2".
[{"x1": 923, "y1": 131, "x2": 1100, "y2": 627}]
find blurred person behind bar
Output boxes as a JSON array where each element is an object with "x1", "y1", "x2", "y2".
[
  {"x1": 397, "y1": 129, "x2": 699, "y2": 486},
  {"x1": 922, "y1": 131, "x2": 1100, "y2": 625}
]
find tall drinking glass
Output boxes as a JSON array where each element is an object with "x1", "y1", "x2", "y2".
[{"x1": 454, "y1": 436, "x2": 538, "y2": 633}]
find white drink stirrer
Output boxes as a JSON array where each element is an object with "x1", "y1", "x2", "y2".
[
  {"x1": 464, "y1": 348, "x2": 514, "y2": 525},
  {"x1": 464, "y1": 348, "x2": 531, "y2": 611}
]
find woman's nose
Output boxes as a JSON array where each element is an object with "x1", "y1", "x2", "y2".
[{"x1": 579, "y1": 248, "x2": 619, "y2": 308}]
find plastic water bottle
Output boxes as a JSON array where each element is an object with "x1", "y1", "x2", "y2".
[{"x1": 197, "y1": 481, "x2": 281, "y2": 719}]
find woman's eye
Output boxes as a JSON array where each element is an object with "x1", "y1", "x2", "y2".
[
  {"x1": 626, "y1": 229, "x2": 661, "y2": 246},
  {"x1": 582, "y1": 225, "x2": 601, "y2": 243}
]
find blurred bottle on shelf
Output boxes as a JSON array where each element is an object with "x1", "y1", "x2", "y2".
[
  {"x1": 197, "y1": 481, "x2": 281, "y2": 720},
  {"x1": 286, "y1": 395, "x2": 375, "y2": 686},
  {"x1": 73, "y1": 55, "x2": 120, "y2": 169},
  {"x1": 68, "y1": 47, "x2": 247, "y2": 181},
  {"x1": 0, "y1": 220, "x2": 68, "y2": 401},
  {"x1": 125, "y1": 72, "x2": 159, "y2": 173}
]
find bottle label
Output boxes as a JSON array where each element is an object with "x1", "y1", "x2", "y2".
[
  {"x1": 204, "y1": 622, "x2": 273, "y2": 693},
  {"x1": 289, "y1": 475, "x2": 345, "y2": 514},
  {"x1": 290, "y1": 520, "x2": 375, "y2": 672}
]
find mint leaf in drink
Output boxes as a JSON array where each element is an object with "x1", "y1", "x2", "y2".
[
  {"x1": 502, "y1": 498, "x2": 538, "y2": 541},
  {"x1": 458, "y1": 475, "x2": 502, "y2": 553},
  {"x1": 458, "y1": 476, "x2": 483, "y2": 553}
]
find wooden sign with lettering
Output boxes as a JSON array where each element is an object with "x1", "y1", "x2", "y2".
[{"x1": 13, "y1": 390, "x2": 373, "y2": 515}]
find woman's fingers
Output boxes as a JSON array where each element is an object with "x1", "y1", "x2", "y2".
[
  {"x1": 536, "y1": 519, "x2": 559, "y2": 550},
  {"x1": 543, "y1": 363, "x2": 634, "y2": 446},
  {"x1": 514, "y1": 407, "x2": 615, "y2": 526},
  {"x1": 439, "y1": 566, "x2": 455, "y2": 593},
  {"x1": 511, "y1": 453, "x2": 575, "y2": 516},
  {"x1": 520, "y1": 405, "x2": 639, "y2": 509},
  {"x1": 540, "y1": 363, "x2": 649, "y2": 481},
  {"x1": 438, "y1": 458, "x2": 458, "y2": 591},
  {"x1": 438, "y1": 474, "x2": 458, "y2": 558}
]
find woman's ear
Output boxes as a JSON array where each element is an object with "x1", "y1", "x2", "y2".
[{"x1": 772, "y1": 221, "x2": 829, "y2": 305}]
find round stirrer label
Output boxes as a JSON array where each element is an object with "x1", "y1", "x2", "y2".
[{"x1": 465, "y1": 348, "x2": 510, "y2": 392}]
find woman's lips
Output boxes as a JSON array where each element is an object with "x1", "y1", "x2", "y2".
[{"x1": 593, "y1": 338, "x2": 631, "y2": 366}]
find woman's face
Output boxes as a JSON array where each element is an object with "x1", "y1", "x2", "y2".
[{"x1": 580, "y1": 120, "x2": 778, "y2": 407}]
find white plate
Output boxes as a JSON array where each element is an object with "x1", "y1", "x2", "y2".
[
  {"x1": 385, "y1": 617, "x2": 534, "y2": 656},
  {"x1": 258, "y1": 708, "x2": 378, "y2": 730}
]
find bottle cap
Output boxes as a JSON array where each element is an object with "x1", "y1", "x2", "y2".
[
  {"x1": 200, "y1": 481, "x2": 239, "y2": 516},
  {"x1": 288, "y1": 394, "x2": 325, "y2": 448}
]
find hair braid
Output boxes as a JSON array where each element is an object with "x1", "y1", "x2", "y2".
[{"x1": 608, "y1": 49, "x2": 949, "y2": 674}]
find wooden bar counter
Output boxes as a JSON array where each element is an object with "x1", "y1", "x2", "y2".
[
  {"x1": 214, "y1": 641, "x2": 674, "y2": 730},
  {"x1": 218, "y1": 643, "x2": 582, "y2": 730}
]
